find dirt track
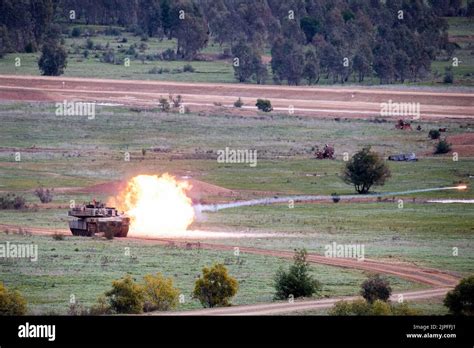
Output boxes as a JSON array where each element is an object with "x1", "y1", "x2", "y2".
[
  {"x1": 0, "y1": 75, "x2": 473, "y2": 118},
  {"x1": 0, "y1": 223, "x2": 460, "y2": 315}
]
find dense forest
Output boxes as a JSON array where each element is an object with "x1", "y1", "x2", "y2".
[{"x1": 1, "y1": 0, "x2": 472, "y2": 84}]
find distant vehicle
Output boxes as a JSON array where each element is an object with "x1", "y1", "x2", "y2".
[
  {"x1": 68, "y1": 201, "x2": 130, "y2": 237},
  {"x1": 388, "y1": 153, "x2": 418, "y2": 161}
]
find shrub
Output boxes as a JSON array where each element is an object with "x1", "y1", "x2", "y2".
[
  {"x1": 52, "y1": 233, "x2": 64, "y2": 241},
  {"x1": 34, "y1": 187, "x2": 53, "y2": 203},
  {"x1": 71, "y1": 27, "x2": 82, "y2": 38},
  {"x1": 428, "y1": 129, "x2": 441, "y2": 140},
  {"x1": 158, "y1": 97, "x2": 170, "y2": 111},
  {"x1": 89, "y1": 296, "x2": 112, "y2": 315},
  {"x1": 0, "y1": 282, "x2": 27, "y2": 315},
  {"x1": 443, "y1": 67, "x2": 454, "y2": 84},
  {"x1": 183, "y1": 64, "x2": 195, "y2": 72},
  {"x1": 101, "y1": 49, "x2": 116, "y2": 64},
  {"x1": 234, "y1": 97, "x2": 244, "y2": 108},
  {"x1": 170, "y1": 94, "x2": 182, "y2": 108},
  {"x1": 86, "y1": 38, "x2": 94, "y2": 50},
  {"x1": 360, "y1": 274, "x2": 392, "y2": 303},
  {"x1": 0, "y1": 193, "x2": 26, "y2": 210},
  {"x1": 142, "y1": 273, "x2": 180, "y2": 312},
  {"x1": 105, "y1": 275, "x2": 144, "y2": 314},
  {"x1": 330, "y1": 299, "x2": 419, "y2": 316},
  {"x1": 148, "y1": 67, "x2": 163, "y2": 74},
  {"x1": 256, "y1": 99, "x2": 273, "y2": 112},
  {"x1": 444, "y1": 276, "x2": 474, "y2": 315},
  {"x1": 67, "y1": 302, "x2": 88, "y2": 316},
  {"x1": 162, "y1": 48, "x2": 176, "y2": 61},
  {"x1": 342, "y1": 147, "x2": 391, "y2": 194},
  {"x1": 104, "y1": 27, "x2": 121, "y2": 36},
  {"x1": 434, "y1": 139, "x2": 452, "y2": 154},
  {"x1": 193, "y1": 264, "x2": 238, "y2": 308},
  {"x1": 274, "y1": 249, "x2": 321, "y2": 300}
]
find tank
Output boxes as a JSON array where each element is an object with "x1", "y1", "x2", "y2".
[{"x1": 68, "y1": 201, "x2": 130, "y2": 237}]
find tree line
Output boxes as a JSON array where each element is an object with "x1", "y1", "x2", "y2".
[{"x1": 0, "y1": 0, "x2": 469, "y2": 83}]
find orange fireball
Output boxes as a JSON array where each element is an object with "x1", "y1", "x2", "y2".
[{"x1": 117, "y1": 174, "x2": 194, "y2": 237}]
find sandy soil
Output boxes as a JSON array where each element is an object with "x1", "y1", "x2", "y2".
[{"x1": 0, "y1": 75, "x2": 473, "y2": 119}]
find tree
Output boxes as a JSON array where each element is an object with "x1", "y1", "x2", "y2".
[
  {"x1": 0, "y1": 282, "x2": 27, "y2": 315},
  {"x1": 38, "y1": 39, "x2": 67, "y2": 76},
  {"x1": 232, "y1": 41, "x2": 263, "y2": 83},
  {"x1": 193, "y1": 264, "x2": 238, "y2": 308},
  {"x1": 300, "y1": 17, "x2": 320, "y2": 43},
  {"x1": 271, "y1": 37, "x2": 305, "y2": 85},
  {"x1": 105, "y1": 275, "x2": 144, "y2": 314},
  {"x1": 353, "y1": 51, "x2": 371, "y2": 82},
  {"x1": 360, "y1": 274, "x2": 392, "y2": 304},
  {"x1": 342, "y1": 147, "x2": 391, "y2": 194},
  {"x1": 444, "y1": 276, "x2": 474, "y2": 315},
  {"x1": 303, "y1": 48, "x2": 320, "y2": 85},
  {"x1": 274, "y1": 249, "x2": 321, "y2": 300},
  {"x1": 171, "y1": 4, "x2": 208, "y2": 60},
  {"x1": 142, "y1": 273, "x2": 180, "y2": 312}
]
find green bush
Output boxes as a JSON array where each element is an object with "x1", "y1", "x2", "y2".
[
  {"x1": 256, "y1": 99, "x2": 273, "y2": 112},
  {"x1": 444, "y1": 276, "x2": 474, "y2": 315},
  {"x1": 105, "y1": 275, "x2": 144, "y2": 314},
  {"x1": 0, "y1": 282, "x2": 27, "y2": 315},
  {"x1": 0, "y1": 193, "x2": 26, "y2": 210},
  {"x1": 71, "y1": 27, "x2": 81, "y2": 38},
  {"x1": 183, "y1": 64, "x2": 195, "y2": 72},
  {"x1": 274, "y1": 249, "x2": 321, "y2": 300},
  {"x1": 428, "y1": 129, "x2": 440, "y2": 140},
  {"x1": 434, "y1": 139, "x2": 452, "y2": 154},
  {"x1": 330, "y1": 299, "x2": 419, "y2": 316},
  {"x1": 360, "y1": 274, "x2": 392, "y2": 303},
  {"x1": 142, "y1": 273, "x2": 180, "y2": 312},
  {"x1": 193, "y1": 264, "x2": 238, "y2": 308}
]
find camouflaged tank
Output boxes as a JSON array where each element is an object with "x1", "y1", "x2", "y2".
[{"x1": 68, "y1": 202, "x2": 130, "y2": 237}]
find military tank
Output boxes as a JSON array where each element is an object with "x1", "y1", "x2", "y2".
[{"x1": 68, "y1": 201, "x2": 130, "y2": 237}]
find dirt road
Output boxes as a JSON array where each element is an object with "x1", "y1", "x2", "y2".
[
  {"x1": 155, "y1": 288, "x2": 451, "y2": 316},
  {"x1": 1, "y1": 75, "x2": 473, "y2": 118},
  {"x1": 0, "y1": 223, "x2": 460, "y2": 315}
]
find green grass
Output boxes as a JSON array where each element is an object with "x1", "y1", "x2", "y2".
[
  {"x1": 0, "y1": 102, "x2": 472, "y2": 314},
  {"x1": 0, "y1": 233, "x2": 422, "y2": 314}
]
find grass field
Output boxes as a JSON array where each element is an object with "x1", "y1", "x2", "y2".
[
  {"x1": 0, "y1": 18, "x2": 473, "y2": 86},
  {"x1": 0, "y1": 102, "x2": 472, "y2": 315},
  {"x1": 0, "y1": 233, "x2": 423, "y2": 314}
]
